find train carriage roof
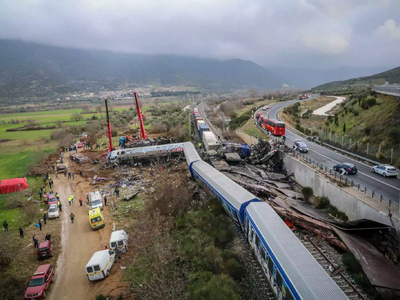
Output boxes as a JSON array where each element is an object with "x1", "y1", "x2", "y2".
[
  {"x1": 183, "y1": 142, "x2": 201, "y2": 167},
  {"x1": 246, "y1": 202, "x2": 348, "y2": 300},
  {"x1": 192, "y1": 160, "x2": 258, "y2": 211}
]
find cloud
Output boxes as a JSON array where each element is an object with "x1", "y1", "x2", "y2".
[
  {"x1": 303, "y1": 33, "x2": 349, "y2": 54},
  {"x1": 0, "y1": 0, "x2": 399, "y2": 68},
  {"x1": 375, "y1": 19, "x2": 400, "y2": 40}
]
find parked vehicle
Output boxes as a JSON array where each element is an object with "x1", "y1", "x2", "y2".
[
  {"x1": 109, "y1": 230, "x2": 128, "y2": 252},
  {"x1": 24, "y1": 264, "x2": 54, "y2": 299},
  {"x1": 293, "y1": 140, "x2": 309, "y2": 153},
  {"x1": 333, "y1": 163, "x2": 358, "y2": 175},
  {"x1": 371, "y1": 165, "x2": 398, "y2": 178},
  {"x1": 45, "y1": 193, "x2": 57, "y2": 205},
  {"x1": 37, "y1": 240, "x2": 53, "y2": 260},
  {"x1": 77, "y1": 142, "x2": 84, "y2": 148},
  {"x1": 90, "y1": 191, "x2": 103, "y2": 211},
  {"x1": 48, "y1": 204, "x2": 59, "y2": 219},
  {"x1": 85, "y1": 250, "x2": 115, "y2": 281},
  {"x1": 88, "y1": 207, "x2": 105, "y2": 230}
]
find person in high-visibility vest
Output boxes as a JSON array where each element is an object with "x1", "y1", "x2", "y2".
[{"x1": 68, "y1": 197, "x2": 72, "y2": 206}]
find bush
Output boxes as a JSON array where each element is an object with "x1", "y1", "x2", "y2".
[
  {"x1": 389, "y1": 127, "x2": 400, "y2": 144},
  {"x1": 111, "y1": 130, "x2": 118, "y2": 137},
  {"x1": 23, "y1": 203, "x2": 39, "y2": 224},
  {"x1": 364, "y1": 126, "x2": 372, "y2": 135},
  {"x1": 366, "y1": 96, "x2": 377, "y2": 108},
  {"x1": 316, "y1": 197, "x2": 330, "y2": 209},
  {"x1": 301, "y1": 187, "x2": 313, "y2": 203},
  {"x1": 352, "y1": 109, "x2": 359, "y2": 116},
  {"x1": 188, "y1": 272, "x2": 240, "y2": 300}
]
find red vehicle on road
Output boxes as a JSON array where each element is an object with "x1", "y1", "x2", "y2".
[
  {"x1": 261, "y1": 119, "x2": 286, "y2": 136},
  {"x1": 24, "y1": 264, "x2": 54, "y2": 299},
  {"x1": 77, "y1": 142, "x2": 84, "y2": 148}
]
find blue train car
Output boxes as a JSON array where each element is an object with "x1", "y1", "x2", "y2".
[
  {"x1": 183, "y1": 142, "x2": 201, "y2": 177},
  {"x1": 191, "y1": 160, "x2": 260, "y2": 229},
  {"x1": 244, "y1": 202, "x2": 348, "y2": 300}
]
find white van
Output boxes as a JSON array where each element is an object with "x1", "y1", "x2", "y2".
[
  {"x1": 109, "y1": 230, "x2": 128, "y2": 252},
  {"x1": 89, "y1": 191, "x2": 103, "y2": 211},
  {"x1": 85, "y1": 250, "x2": 115, "y2": 281}
]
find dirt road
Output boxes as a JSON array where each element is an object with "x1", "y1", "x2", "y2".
[{"x1": 49, "y1": 154, "x2": 129, "y2": 300}]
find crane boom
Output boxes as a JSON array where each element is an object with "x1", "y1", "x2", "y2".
[
  {"x1": 134, "y1": 91, "x2": 147, "y2": 140},
  {"x1": 105, "y1": 98, "x2": 114, "y2": 152}
]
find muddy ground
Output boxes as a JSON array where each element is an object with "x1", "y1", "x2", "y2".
[{"x1": 47, "y1": 149, "x2": 132, "y2": 300}]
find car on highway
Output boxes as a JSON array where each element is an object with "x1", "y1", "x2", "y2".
[
  {"x1": 333, "y1": 163, "x2": 358, "y2": 175},
  {"x1": 371, "y1": 165, "x2": 398, "y2": 178},
  {"x1": 293, "y1": 140, "x2": 309, "y2": 153},
  {"x1": 24, "y1": 264, "x2": 55, "y2": 299},
  {"x1": 48, "y1": 204, "x2": 59, "y2": 219}
]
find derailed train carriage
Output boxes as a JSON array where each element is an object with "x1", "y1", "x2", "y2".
[
  {"x1": 183, "y1": 142, "x2": 348, "y2": 300},
  {"x1": 108, "y1": 143, "x2": 185, "y2": 164}
]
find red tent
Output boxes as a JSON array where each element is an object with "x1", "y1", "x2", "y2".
[{"x1": 0, "y1": 178, "x2": 28, "y2": 194}]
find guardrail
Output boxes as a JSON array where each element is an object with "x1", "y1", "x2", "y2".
[
  {"x1": 293, "y1": 152, "x2": 398, "y2": 208},
  {"x1": 372, "y1": 86, "x2": 400, "y2": 97},
  {"x1": 275, "y1": 110, "x2": 390, "y2": 167}
]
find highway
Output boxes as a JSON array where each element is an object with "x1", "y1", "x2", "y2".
[{"x1": 264, "y1": 99, "x2": 400, "y2": 206}]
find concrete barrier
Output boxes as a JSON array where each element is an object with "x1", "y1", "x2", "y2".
[{"x1": 283, "y1": 154, "x2": 399, "y2": 231}]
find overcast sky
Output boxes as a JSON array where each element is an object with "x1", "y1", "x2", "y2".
[{"x1": 0, "y1": 0, "x2": 399, "y2": 69}]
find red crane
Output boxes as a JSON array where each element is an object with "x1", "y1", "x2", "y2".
[
  {"x1": 104, "y1": 98, "x2": 114, "y2": 152},
  {"x1": 134, "y1": 91, "x2": 147, "y2": 140}
]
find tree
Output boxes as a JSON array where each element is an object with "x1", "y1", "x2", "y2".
[
  {"x1": 248, "y1": 89, "x2": 257, "y2": 99},
  {"x1": 71, "y1": 113, "x2": 83, "y2": 121},
  {"x1": 56, "y1": 120, "x2": 63, "y2": 128},
  {"x1": 95, "y1": 105, "x2": 102, "y2": 113},
  {"x1": 81, "y1": 105, "x2": 90, "y2": 113}
]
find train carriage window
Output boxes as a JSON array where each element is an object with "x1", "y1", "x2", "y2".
[
  {"x1": 260, "y1": 245, "x2": 266, "y2": 259},
  {"x1": 126, "y1": 151, "x2": 130, "y2": 154},
  {"x1": 286, "y1": 290, "x2": 294, "y2": 300},
  {"x1": 121, "y1": 151, "x2": 125, "y2": 155},
  {"x1": 277, "y1": 271, "x2": 283, "y2": 288},
  {"x1": 255, "y1": 233, "x2": 260, "y2": 248},
  {"x1": 268, "y1": 257, "x2": 274, "y2": 273}
]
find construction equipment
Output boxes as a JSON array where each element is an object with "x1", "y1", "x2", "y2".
[
  {"x1": 105, "y1": 98, "x2": 114, "y2": 153},
  {"x1": 134, "y1": 91, "x2": 147, "y2": 140}
]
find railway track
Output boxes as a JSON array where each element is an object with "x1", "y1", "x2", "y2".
[
  {"x1": 297, "y1": 233, "x2": 368, "y2": 300},
  {"x1": 197, "y1": 101, "x2": 369, "y2": 300}
]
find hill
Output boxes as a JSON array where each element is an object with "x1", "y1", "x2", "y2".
[
  {"x1": 311, "y1": 66, "x2": 400, "y2": 93},
  {"x1": 0, "y1": 40, "x2": 283, "y2": 98}
]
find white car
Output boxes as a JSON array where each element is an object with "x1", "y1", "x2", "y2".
[
  {"x1": 371, "y1": 165, "x2": 398, "y2": 178},
  {"x1": 48, "y1": 204, "x2": 59, "y2": 219}
]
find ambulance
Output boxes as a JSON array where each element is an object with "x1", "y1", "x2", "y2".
[{"x1": 88, "y1": 207, "x2": 104, "y2": 230}]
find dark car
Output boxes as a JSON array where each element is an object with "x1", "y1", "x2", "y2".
[
  {"x1": 24, "y1": 264, "x2": 54, "y2": 299},
  {"x1": 333, "y1": 163, "x2": 357, "y2": 175},
  {"x1": 37, "y1": 240, "x2": 53, "y2": 260},
  {"x1": 293, "y1": 140, "x2": 309, "y2": 153}
]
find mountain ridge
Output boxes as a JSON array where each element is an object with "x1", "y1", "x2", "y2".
[
  {"x1": 0, "y1": 39, "x2": 283, "y2": 98},
  {"x1": 311, "y1": 66, "x2": 400, "y2": 92}
]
